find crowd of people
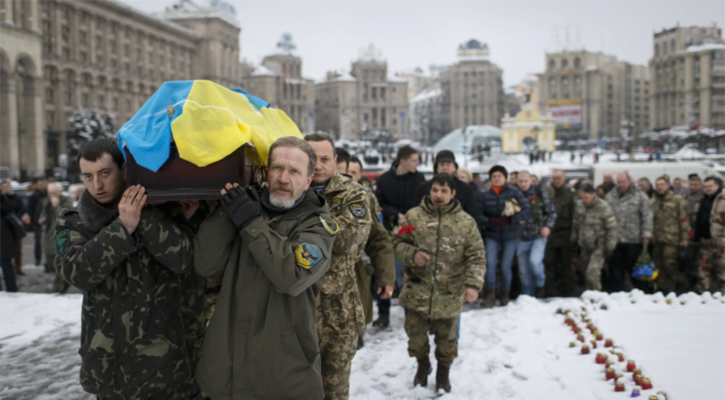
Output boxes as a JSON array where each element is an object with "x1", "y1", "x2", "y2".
[{"x1": 0, "y1": 136, "x2": 724, "y2": 399}]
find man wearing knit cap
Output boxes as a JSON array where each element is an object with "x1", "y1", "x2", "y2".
[{"x1": 414, "y1": 150, "x2": 479, "y2": 222}]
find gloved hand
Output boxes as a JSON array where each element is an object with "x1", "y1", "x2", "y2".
[{"x1": 221, "y1": 186, "x2": 261, "y2": 230}]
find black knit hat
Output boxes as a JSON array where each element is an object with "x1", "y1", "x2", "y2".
[
  {"x1": 489, "y1": 165, "x2": 508, "y2": 180},
  {"x1": 434, "y1": 150, "x2": 458, "y2": 173}
]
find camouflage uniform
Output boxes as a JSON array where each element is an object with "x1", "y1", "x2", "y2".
[
  {"x1": 651, "y1": 190, "x2": 691, "y2": 293},
  {"x1": 354, "y1": 183, "x2": 395, "y2": 325},
  {"x1": 55, "y1": 190, "x2": 206, "y2": 400},
  {"x1": 571, "y1": 197, "x2": 618, "y2": 291},
  {"x1": 38, "y1": 194, "x2": 74, "y2": 293},
  {"x1": 317, "y1": 172, "x2": 372, "y2": 400},
  {"x1": 392, "y1": 197, "x2": 485, "y2": 362},
  {"x1": 685, "y1": 190, "x2": 704, "y2": 227},
  {"x1": 698, "y1": 191, "x2": 725, "y2": 293}
]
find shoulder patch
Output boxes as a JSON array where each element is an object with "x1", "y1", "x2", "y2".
[
  {"x1": 295, "y1": 243, "x2": 324, "y2": 269},
  {"x1": 320, "y1": 216, "x2": 339, "y2": 235},
  {"x1": 55, "y1": 228, "x2": 70, "y2": 255},
  {"x1": 350, "y1": 203, "x2": 367, "y2": 218},
  {"x1": 607, "y1": 215, "x2": 616, "y2": 222}
]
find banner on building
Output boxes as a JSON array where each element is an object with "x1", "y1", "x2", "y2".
[{"x1": 548, "y1": 99, "x2": 581, "y2": 128}]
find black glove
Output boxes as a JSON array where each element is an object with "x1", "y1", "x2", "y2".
[
  {"x1": 570, "y1": 242, "x2": 580, "y2": 255},
  {"x1": 221, "y1": 186, "x2": 261, "y2": 230}
]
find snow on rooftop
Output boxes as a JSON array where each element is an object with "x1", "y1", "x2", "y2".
[
  {"x1": 685, "y1": 42, "x2": 725, "y2": 53},
  {"x1": 251, "y1": 65, "x2": 278, "y2": 77},
  {"x1": 105, "y1": 0, "x2": 197, "y2": 37},
  {"x1": 410, "y1": 88, "x2": 442, "y2": 103}
]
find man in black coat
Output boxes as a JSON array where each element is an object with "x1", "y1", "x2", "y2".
[
  {"x1": 414, "y1": 150, "x2": 479, "y2": 222},
  {"x1": 1, "y1": 180, "x2": 25, "y2": 291},
  {"x1": 27, "y1": 178, "x2": 47, "y2": 268}
]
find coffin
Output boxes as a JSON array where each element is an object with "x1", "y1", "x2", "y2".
[{"x1": 125, "y1": 142, "x2": 266, "y2": 200}]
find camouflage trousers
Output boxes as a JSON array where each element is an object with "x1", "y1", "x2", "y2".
[
  {"x1": 45, "y1": 251, "x2": 70, "y2": 293},
  {"x1": 317, "y1": 290, "x2": 364, "y2": 400},
  {"x1": 652, "y1": 243, "x2": 685, "y2": 294},
  {"x1": 697, "y1": 238, "x2": 725, "y2": 293},
  {"x1": 403, "y1": 308, "x2": 458, "y2": 363},
  {"x1": 580, "y1": 247, "x2": 604, "y2": 291}
]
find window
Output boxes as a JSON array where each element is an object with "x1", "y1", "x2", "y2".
[
  {"x1": 80, "y1": 31, "x2": 87, "y2": 45},
  {"x1": 98, "y1": 94, "x2": 104, "y2": 106},
  {"x1": 110, "y1": 40, "x2": 116, "y2": 54},
  {"x1": 549, "y1": 60, "x2": 556, "y2": 70},
  {"x1": 46, "y1": 88, "x2": 54, "y2": 104},
  {"x1": 82, "y1": 93, "x2": 89, "y2": 107},
  {"x1": 80, "y1": 51, "x2": 87, "y2": 64},
  {"x1": 124, "y1": 44, "x2": 129, "y2": 57},
  {"x1": 562, "y1": 59, "x2": 569, "y2": 69},
  {"x1": 65, "y1": 89, "x2": 72, "y2": 105},
  {"x1": 574, "y1": 57, "x2": 581, "y2": 69}
]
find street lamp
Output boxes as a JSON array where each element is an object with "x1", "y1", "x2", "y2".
[{"x1": 462, "y1": 126, "x2": 469, "y2": 167}]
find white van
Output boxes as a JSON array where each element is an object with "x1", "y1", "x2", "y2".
[{"x1": 590, "y1": 162, "x2": 721, "y2": 186}]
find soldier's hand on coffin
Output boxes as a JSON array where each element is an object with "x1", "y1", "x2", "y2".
[
  {"x1": 119, "y1": 185, "x2": 146, "y2": 234},
  {"x1": 181, "y1": 200, "x2": 199, "y2": 221},
  {"x1": 220, "y1": 183, "x2": 261, "y2": 230}
]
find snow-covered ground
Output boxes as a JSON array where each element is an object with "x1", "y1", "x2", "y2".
[{"x1": 1, "y1": 291, "x2": 723, "y2": 399}]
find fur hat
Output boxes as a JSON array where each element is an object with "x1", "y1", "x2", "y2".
[{"x1": 488, "y1": 165, "x2": 508, "y2": 180}]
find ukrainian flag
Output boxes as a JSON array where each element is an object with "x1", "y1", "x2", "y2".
[{"x1": 117, "y1": 80, "x2": 302, "y2": 172}]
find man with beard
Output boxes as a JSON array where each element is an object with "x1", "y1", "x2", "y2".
[{"x1": 194, "y1": 137, "x2": 335, "y2": 399}]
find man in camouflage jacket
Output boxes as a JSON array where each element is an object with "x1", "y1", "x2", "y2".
[
  {"x1": 694, "y1": 177, "x2": 725, "y2": 293},
  {"x1": 392, "y1": 173, "x2": 485, "y2": 393},
  {"x1": 38, "y1": 182, "x2": 74, "y2": 293},
  {"x1": 605, "y1": 173, "x2": 653, "y2": 292},
  {"x1": 572, "y1": 184, "x2": 618, "y2": 291},
  {"x1": 55, "y1": 139, "x2": 205, "y2": 400},
  {"x1": 651, "y1": 177, "x2": 691, "y2": 294},
  {"x1": 306, "y1": 134, "x2": 372, "y2": 400}
]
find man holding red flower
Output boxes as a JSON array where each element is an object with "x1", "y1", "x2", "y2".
[{"x1": 392, "y1": 173, "x2": 486, "y2": 394}]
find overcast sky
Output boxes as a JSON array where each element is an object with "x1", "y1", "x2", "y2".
[{"x1": 118, "y1": 0, "x2": 725, "y2": 87}]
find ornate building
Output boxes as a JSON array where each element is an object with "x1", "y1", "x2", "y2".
[
  {"x1": 314, "y1": 45, "x2": 408, "y2": 140},
  {"x1": 501, "y1": 106, "x2": 555, "y2": 153}
]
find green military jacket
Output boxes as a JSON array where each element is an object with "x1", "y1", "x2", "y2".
[
  {"x1": 652, "y1": 190, "x2": 691, "y2": 246},
  {"x1": 711, "y1": 191, "x2": 725, "y2": 243},
  {"x1": 355, "y1": 180, "x2": 396, "y2": 324},
  {"x1": 393, "y1": 197, "x2": 486, "y2": 319},
  {"x1": 319, "y1": 172, "x2": 372, "y2": 334},
  {"x1": 39, "y1": 194, "x2": 74, "y2": 258},
  {"x1": 193, "y1": 188, "x2": 335, "y2": 400},
  {"x1": 571, "y1": 197, "x2": 618, "y2": 252},
  {"x1": 548, "y1": 184, "x2": 577, "y2": 246},
  {"x1": 55, "y1": 190, "x2": 205, "y2": 400}
]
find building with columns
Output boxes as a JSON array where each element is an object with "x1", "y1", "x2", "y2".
[
  {"x1": 314, "y1": 45, "x2": 408, "y2": 140},
  {"x1": 1, "y1": 0, "x2": 45, "y2": 179},
  {"x1": 1, "y1": 0, "x2": 245, "y2": 180},
  {"x1": 243, "y1": 34, "x2": 315, "y2": 133}
]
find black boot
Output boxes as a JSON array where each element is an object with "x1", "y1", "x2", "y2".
[
  {"x1": 436, "y1": 361, "x2": 452, "y2": 393},
  {"x1": 413, "y1": 356, "x2": 432, "y2": 387},
  {"x1": 500, "y1": 290, "x2": 510, "y2": 306},
  {"x1": 373, "y1": 313, "x2": 390, "y2": 328},
  {"x1": 534, "y1": 286, "x2": 544, "y2": 299},
  {"x1": 357, "y1": 336, "x2": 364, "y2": 350}
]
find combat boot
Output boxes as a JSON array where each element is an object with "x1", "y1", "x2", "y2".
[
  {"x1": 413, "y1": 356, "x2": 432, "y2": 387},
  {"x1": 435, "y1": 361, "x2": 452, "y2": 393},
  {"x1": 534, "y1": 286, "x2": 545, "y2": 299},
  {"x1": 481, "y1": 287, "x2": 496, "y2": 308},
  {"x1": 500, "y1": 290, "x2": 510, "y2": 306},
  {"x1": 373, "y1": 313, "x2": 390, "y2": 328}
]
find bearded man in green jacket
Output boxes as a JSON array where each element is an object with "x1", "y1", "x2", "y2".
[
  {"x1": 194, "y1": 137, "x2": 337, "y2": 400},
  {"x1": 392, "y1": 173, "x2": 486, "y2": 394}
]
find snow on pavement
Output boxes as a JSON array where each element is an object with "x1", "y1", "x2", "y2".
[{"x1": 1, "y1": 291, "x2": 723, "y2": 399}]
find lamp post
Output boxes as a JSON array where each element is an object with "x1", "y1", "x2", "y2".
[{"x1": 462, "y1": 126, "x2": 469, "y2": 167}]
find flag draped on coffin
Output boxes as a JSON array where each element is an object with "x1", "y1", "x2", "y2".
[{"x1": 117, "y1": 80, "x2": 302, "y2": 172}]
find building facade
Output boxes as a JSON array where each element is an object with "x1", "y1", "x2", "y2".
[
  {"x1": 440, "y1": 39, "x2": 505, "y2": 134},
  {"x1": 538, "y1": 50, "x2": 650, "y2": 143},
  {"x1": 1, "y1": 0, "x2": 245, "y2": 179},
  {"x1": 314, "y1": 50, "x2": 408, "y2": 140},
  {"x1": 408, "y1": 88, "x2": 444, "y2": 146},
  {"x1": 649, "y1": 25, "x2": 725, "y2": 130},
  {"x1": 243, "y1": 34, "x2": 315, "y2": 133},
  {"x1": 501, "y1": 106, "x2": 555, "y2": 153}
]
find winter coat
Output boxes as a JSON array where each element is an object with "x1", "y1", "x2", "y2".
[
  {"x1": 651, "y1": 190, "x2": 691, "y2": 246},
  {"x1": 0, "y1": 193, "x2": 26, "y2": 259},
  {"x1": 193, "y1": 188, "x2": 335, "y2": 400},
  {"x1": 393, "y1": 198, "x2": 486, "y2": 319},
  {"x1": 571, "y1": 197, "x2": 618, "y2": 252},
  {"x1": 28, "y1": 188, "x2": 47, "y2": 227},
  {"x1": 477, "y1": 184, "x2": 532, "y2": 241},
  {"x1": 519, "y1": 185, "x2": 557, "y2": 242},
  {"x1": 55, "y1": 190, "x2": 206, "y2": 400},
  {"x1": 39, "y1": 195, "x2": 74, "y2": 259},
  {"x1": 605, "y1": 184, "x2": 653, "y2": 244},
  {"x1": 685, "y1": 190, "x2": 704, "y2": 227},
  {"x1": 709, "y1": 190, "x2": 725, "y2": 244},
  {"x1": 375, "y1": 167, "x2": 426, "y2": 230},
  {"x1": 547, "y1": 184, "x2": 577, "y2": 246},
  {"x1": 414, "y1": 176, "x2": 480, "y2": 223},
  {"x1": 693, "y1": 189, "x2": 721, "y2": 241}
]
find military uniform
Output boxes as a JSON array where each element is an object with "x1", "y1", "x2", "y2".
[
  {"x1": 38, "y1": 194, "x2": 74, "y2": 293},
  {"x1": 193, "y1": 188, "x2": 334, "y2": 400},
  {"x1": 318, "y1": 172, "x2": 372, "y2": 400},
  {"x1": 55, "y1": 190, "x2": 205, "y2": 400},
  {"x1": 354, "y1": 181, "x2": 395, "y2": 325},
  {"x1": 571, "y1": 197, "x2": 618, "y2": 291},
  {"x1": 698, "y1": 191, "x2": 725, "y2": 293},
  {"x1": 651, "y1": 190, "x2": 691, "y2": 293},
  {"x1": 685, "y1": 190, "x2": 704, "y2": 227},
  {"x1": 544, "y1": 185, "x2": 577, "y2": 297},
  {"x1": 392, "y1": 197, "x2": 485, "y2": 362}
]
